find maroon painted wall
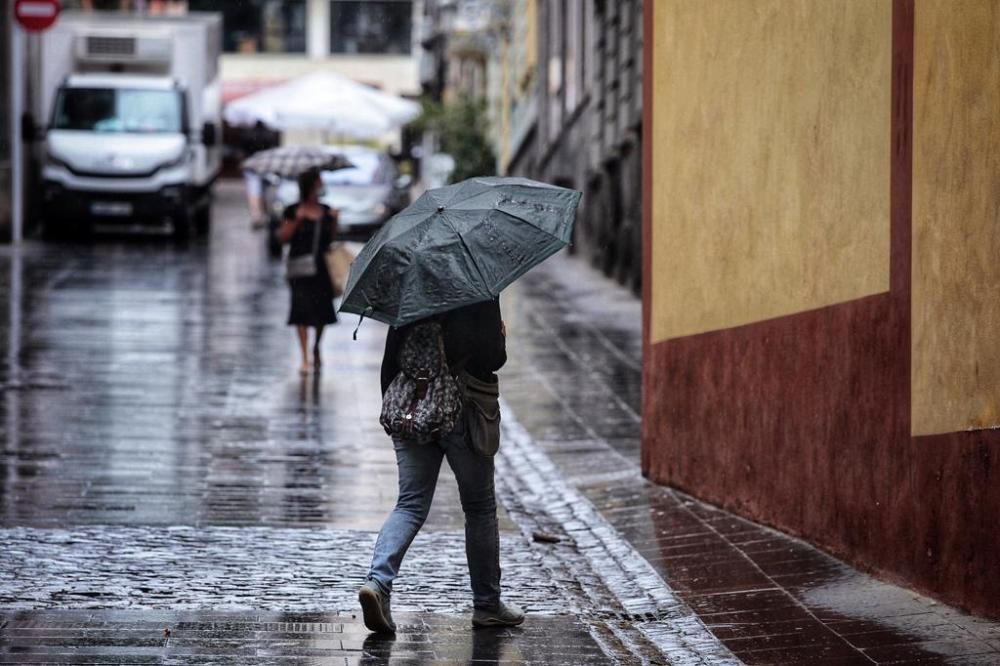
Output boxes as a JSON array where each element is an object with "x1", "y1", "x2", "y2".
[{"x1": 641, "y1": 0, "x2": 1000, "y2": 620}]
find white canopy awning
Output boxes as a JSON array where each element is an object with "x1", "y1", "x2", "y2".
[{"x1": 223, "y1": 71, "x2": 421, "y2": 140}]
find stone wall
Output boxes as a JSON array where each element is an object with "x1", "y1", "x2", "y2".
[{"x1": 643, "y1": 0, "x2": 1000, "y2": 621}]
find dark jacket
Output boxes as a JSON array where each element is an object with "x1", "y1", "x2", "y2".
[
  {"x1": 282, "y1": 204, "x2": 336, "y2": 260},
  {"x1": 380, "y1": 299, "x2": 506, "y2": 395}
]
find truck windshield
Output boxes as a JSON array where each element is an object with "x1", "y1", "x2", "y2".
[{"x1": 52, "y1": 88, "x2": 183, "y2": 134}]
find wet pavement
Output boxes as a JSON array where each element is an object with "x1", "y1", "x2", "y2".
[
  {"x1": 496, "y1": 253, "x2": 1000, "y2": 665},
  {"x1": 1, "y1": 180, "x2": 999, "y2": 664}
]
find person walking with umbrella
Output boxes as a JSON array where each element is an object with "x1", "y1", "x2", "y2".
[
  {"x1": 345, "y1": 177, "x2": 581, "y2": 634},
  {"x1": 276, "y1": 167, "x2": 338, "y2": 375}
]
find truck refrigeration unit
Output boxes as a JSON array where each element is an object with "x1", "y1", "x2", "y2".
[{"x1": 28, "y1": 11, "x2": 222, "y2": 239}]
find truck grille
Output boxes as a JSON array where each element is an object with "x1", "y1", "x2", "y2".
[{"x1": 85, "y1": 36, "x2": 136, "y2": 57}]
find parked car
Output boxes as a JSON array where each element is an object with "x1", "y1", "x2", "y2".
[{"x1": 266, "y1": 146, "x2": 411, "y2": 256}]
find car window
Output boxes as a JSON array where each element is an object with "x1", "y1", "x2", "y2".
[{"x1": 322, "y1": 152, "x2": 380, "y2": 186}]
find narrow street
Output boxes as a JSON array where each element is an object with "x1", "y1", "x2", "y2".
[{"x1": 2, "y1": 182, "x2": 999, "y2": 664}]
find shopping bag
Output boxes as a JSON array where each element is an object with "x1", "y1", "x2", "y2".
[{"x1": 325, "y1": 242, "x2": 352, "y2": 297}]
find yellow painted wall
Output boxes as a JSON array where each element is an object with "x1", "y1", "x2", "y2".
[
  {"x1": 649, "y1": 0, "x2": 891, "y2": 343},
  {"x1": 912, "y1": 0, "x2": 1000, "y2": 436}
]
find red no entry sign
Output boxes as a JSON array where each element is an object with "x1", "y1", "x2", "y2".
[{"x1": 14, "y1": 0, "x2": 61, "y2": 32}]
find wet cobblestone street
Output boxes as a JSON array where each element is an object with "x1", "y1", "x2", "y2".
[{"x1": 2, "y1": 182, "x2": 1000, "y2": 664}]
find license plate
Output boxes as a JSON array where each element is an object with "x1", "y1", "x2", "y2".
[{"x1": 90, "y1": 201, "x2": 133, "y2": 217}]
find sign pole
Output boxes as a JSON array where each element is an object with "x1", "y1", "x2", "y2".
[
  {"x1": 10, "y1": 0, "x2": 62, "y2": 243},
  {"x1": 9, "y1": 15, "x2": 24, "y2": 245}
]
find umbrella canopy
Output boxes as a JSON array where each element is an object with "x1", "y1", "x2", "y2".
[
  {"x1": 242, "y1": 147, "x2": 354, "y2": 178},
  {"x1": 224, "y1": 71, "x2": 421, "y2": 140},
  {"x1": 340, "y1": 177, "x2": 581, "y2": 327}
]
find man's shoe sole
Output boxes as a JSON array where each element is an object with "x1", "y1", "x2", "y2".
[
  {"x1": 472, "y1": 614, "x2": 525, "y2": 628},
  {"x1": 358, "y1": 586, "x2": 396, "y2": 634}
]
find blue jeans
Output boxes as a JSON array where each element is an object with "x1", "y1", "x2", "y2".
[{"x1": 367, "y1": 415, "x2": 501, "y2": 609}]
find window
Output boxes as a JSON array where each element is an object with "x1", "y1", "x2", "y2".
[
  {"x1": 0, "y1": 16, "x2": 10, "y2": 232},
  {"x1": 547, "y1": 0, "x2": 564, "y2": 141},
  {"x1": 53, "y1": 88, "x2": 183, "y2": 134},
  {"x1": 330, "y1": 1, "x2": 413, "y2": 55},
  {"x1": 564, "y1": 0, "x2": 580, "y2": 113},
  {"x1": 582, "y1": 0, "x2": 591, "y2": 97},
  {"x1": 62, "y1": 1, "x2": 137, "y2": 9},
  {"x1": 188, "y1": 0, "x2": 307, "y2": 54}
]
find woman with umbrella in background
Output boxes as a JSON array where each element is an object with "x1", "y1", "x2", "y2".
[
  {"x1": 343, "y1": 177, "x2": 581, "y2": 634},
  {"x1": 276, "y1": 167, "x2": 338, "y2": 375},
  {"x1": 244, "y1": 149, "x2": 352, "y2": 375}
]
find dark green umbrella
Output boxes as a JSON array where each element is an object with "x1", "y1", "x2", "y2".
[{"x1": 340, "y1": 176, "x2": 581, "y2": 328}]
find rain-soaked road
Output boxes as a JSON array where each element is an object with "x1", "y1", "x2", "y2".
[
  {"x1": 2, "y1": 181, "x2": 1000, "y2": 664},
  {"x1": 0, "y1": 182, "x2": 663, "y2": 664}
]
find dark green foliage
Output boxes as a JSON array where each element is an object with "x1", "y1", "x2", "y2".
[{"x1": 416, "y1": 96, "x2": 497, "y2": 183}]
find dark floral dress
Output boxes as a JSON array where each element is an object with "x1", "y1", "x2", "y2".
[{"x1": 284, "y1": 204, "x2": 338, "y2": 327}]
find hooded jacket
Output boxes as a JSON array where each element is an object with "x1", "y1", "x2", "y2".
[{"x1": 380, "y1": 298, "x2": 506, "y2": 395}]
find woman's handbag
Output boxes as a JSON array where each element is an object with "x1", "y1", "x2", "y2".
[
  {"x1": 459, "y1": 370, "x2": 501, "y2": 457},
  {"x1": 285, "y1": 216, "x2": 321, "y2": 280},
  {"x1": 324, "y1": 242, "x2": 352, "y2": 298}
]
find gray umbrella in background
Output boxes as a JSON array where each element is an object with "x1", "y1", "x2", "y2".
[
  {"x1": 340, "y1": 176, "x2": 581, "y2": 329},
  {"x1": 242, "y1": 146, "x2": 354, "y2": 178}
]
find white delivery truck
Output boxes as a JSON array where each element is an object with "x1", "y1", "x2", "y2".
[{"x1": 29, "y1": 11, "x2": 222, "y2": 239}]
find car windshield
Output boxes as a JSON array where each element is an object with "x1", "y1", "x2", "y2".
[
  {"x1": 321, "y1": 152, "x2": 384, "y2": 186},
  {"x1": 52, "y1": 88, "x2": 183, "y2": 134}
]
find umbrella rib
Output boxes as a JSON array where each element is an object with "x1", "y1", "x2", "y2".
[
  {"x1": 495, "y1": 207, "x2": 567, "y2": 242},
  {"x1": 438, "y1": 185, "x2": 491, "y2": 210},
  {"x1": 482, "y1": 208, "x2": 571, "y2": 292},
  {"x1": 442, "y1": 214, "x2": 492, "y2": 295}
]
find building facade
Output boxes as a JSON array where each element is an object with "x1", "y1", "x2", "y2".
[
  {"x1": 418, "y1": 0, "x2": 643, "y2": 290},
  {"x1": 418, "y1": 0, "x2": 497, "y2": 102},
  {"x1": 0, "y1": 11, "x2": 11, "y2": 240},
  {"x1": 492, "y1": 0, "x2": 643, "y2": 294},
  {"x1": 643, "y1": 0, "x2": 1000, "y2": 620},
  {"x1": 62, "y1": 0, "x2": 422, "y2": 99}
]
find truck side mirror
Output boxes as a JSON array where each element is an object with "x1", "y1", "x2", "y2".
[{"x1": 202, "y1": 122, "x2": 218, "y2": 147}]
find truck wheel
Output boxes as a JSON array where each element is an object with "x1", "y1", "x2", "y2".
[
  {"x1": 42, "y1": 218, "x2": 67, "y2": 241},
  {"x1": 43, "y1": 216, "x2": 91, "y2": 242},
  {"x1": 172, "y1": 212, "x2": 195, "y2": 242},
  {"x1": 195, "y1": 203, "x2": 212, "y2": 235}
]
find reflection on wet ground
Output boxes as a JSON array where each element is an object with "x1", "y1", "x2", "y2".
[{"x1": 0, "y1": 191, "x2": 501, "y2": 533}]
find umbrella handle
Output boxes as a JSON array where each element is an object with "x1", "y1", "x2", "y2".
[{"x1": 352, "y1": 306, "x2": 374, "y2": 341}]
